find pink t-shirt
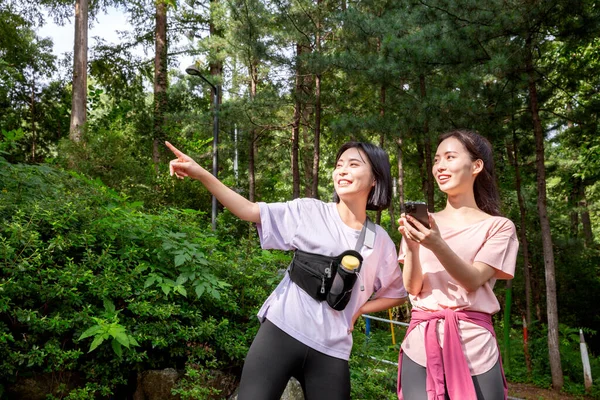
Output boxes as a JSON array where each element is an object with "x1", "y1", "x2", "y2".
[{"x1": 398, "y1": 215, "x2": 519, "y2": 375}]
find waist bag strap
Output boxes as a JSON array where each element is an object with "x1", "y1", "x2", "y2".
[
  {"x1": 288, "y1": 218, "x2": 376, "y2": 310},
  {"x1": 356, "y1": 217, "x2": 376, "y2": 251}
]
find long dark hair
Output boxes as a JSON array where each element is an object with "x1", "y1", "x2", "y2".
[
  {"x1": 332, "y1": 142, "x2": 392, "y2": 211},
  {"x1": 438, "y1": 130, "x2": 502, "y2": 216}
]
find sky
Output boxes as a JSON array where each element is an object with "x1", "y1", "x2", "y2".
[
  {"x1": 38, "y1": 7, "x2": 130, "y2": 59},
  {"x1": 37, "y1": 7, "x2": 194, "y2": 70}
]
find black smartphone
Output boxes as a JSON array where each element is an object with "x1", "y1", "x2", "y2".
[{"x1": 404, "y1": 201, "x2": 430, "y2": 229}]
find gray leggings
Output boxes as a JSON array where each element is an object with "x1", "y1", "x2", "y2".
[
  {"x1": 237, "y1": 319, "x2": 350, "y2": 400},
  {"x1": 400, "y1": 353, "x2": 505, "y2": 400}
]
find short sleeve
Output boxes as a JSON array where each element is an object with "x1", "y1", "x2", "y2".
[
  {"x1": 474, "y1": 219, "x2": 519, "y2": 278},
  {"x1": 256, "y1": 200, "x2": 302, "y2": 251},
  {"x1": 373, "y1": 239, "x2": 408, "y2": 299}
]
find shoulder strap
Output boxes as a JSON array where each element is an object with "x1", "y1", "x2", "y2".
[{"x1": 356, "y1": 217, "x2": 376, "y2": 251}]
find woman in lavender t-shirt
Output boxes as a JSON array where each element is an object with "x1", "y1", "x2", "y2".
[
  {"x1": 397, "y1": 130, "x2": 519, "y2": 400},
  {"x1": 167, "y1": 141, "x2": 407, "y2": 400}
]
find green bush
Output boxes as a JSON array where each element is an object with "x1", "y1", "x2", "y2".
[
  {"x1": 0, "y1": 157, "x2": 287, "y2": 398},
  {"x1": 349, "y1": 316, "x2": 404, "y2": 400}
]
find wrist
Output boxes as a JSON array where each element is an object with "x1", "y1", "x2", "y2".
[{"x1": 191, "y1": 166, "x2": 210, "y2": 181}]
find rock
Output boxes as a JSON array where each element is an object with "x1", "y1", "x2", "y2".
[
  {"x1": 7, "y1": 377, "x2": 48, "y2": 400},
  {"x1": 134, "y1": 368, "x2": 182, "y2": 400},
  {"x1": 6, "y1": 372, "x2": 82, "y2": 400},
  {"x1": 228, "y1": 378, "x2": 304, "y2": 400}
]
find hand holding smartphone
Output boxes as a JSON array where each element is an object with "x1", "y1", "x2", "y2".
[{"x1": 404, "y1": 201, "x2": 430, "y2": 229}]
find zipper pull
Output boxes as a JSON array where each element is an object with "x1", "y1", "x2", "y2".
[
  {"x1": 320, "y1": 276, "x2": 326, "y2": 294},
  {"x1": 325, "y1": 267, "x2": 331, "y2": 278}
]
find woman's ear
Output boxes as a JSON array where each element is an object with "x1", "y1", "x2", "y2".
[{"x1": 472, "y1": 159, "x2": 484, "y2": 175}]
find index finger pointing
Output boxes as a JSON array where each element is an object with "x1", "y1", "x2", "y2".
[{"x1": 165, "y1": 141, "x2": 185, "y2": 157}]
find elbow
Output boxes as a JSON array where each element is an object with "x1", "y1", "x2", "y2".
[
  {"x1": 463, "y1": 281, "x2": 484, "y2": 293},
  {"x1": 405, "y1": 285, "x2": 421, "y2": 297},
  {"x1": 464, "y1": 285, "x2": 479, "y2": 294},
  {"x1": 392, "y1": 297, "x2": 407, "y2": 307}
]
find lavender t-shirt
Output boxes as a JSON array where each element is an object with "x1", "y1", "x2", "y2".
[{"x1": 256, "y1": 198, "x2": 407, "y2": 360}]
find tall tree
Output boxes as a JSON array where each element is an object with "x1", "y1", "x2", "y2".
[
  {"x1": 152, "y1": 0, "x2": 168, "y2": 174},
  {"x1": 69, "y1": 0, "x2": 87, "y2": 142},
  {"x1": 507, "y1": 131, "x2": 533, "y2": 327}
]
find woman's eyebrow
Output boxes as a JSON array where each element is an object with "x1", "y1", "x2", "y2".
[
  {"x1": 434, "y1": 150, "x2": 459, "y2": 157},
  {"x1": 338, "y1": 157, "x2": 365, "y2": 163}
]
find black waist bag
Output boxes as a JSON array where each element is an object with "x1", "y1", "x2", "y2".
[
  {"x1": 289, "y1": 250, "x2": 363, "y2": 310},
  {"x1": 288, "y1": 218, "x2": 375, "y2": 311},
  {"x1": 289, "y1": 250, "x2": 338, "y2": 302}
]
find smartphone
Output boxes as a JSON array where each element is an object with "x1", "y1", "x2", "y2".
[{"x1": 404, "y1": 201, "x2": 430, "y2": 229}]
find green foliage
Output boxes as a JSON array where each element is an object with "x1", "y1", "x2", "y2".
[
  {"x1": 1, "y1": 0, "x2": 600, "y2": 394},
  {"x1": 350, "y1": 316, "x2": 404, "y2": 400},
  {"x1": 0, "y1": 160, "x2": 285, "y2": 397},
  {"x1": 0, "y1": 128, "x2": 25, "y2": 155},
  {"x1": 78, "y1": 299, "x2": 140, "y2": 356},
  {"x1": 171, "y1": 361, "x2": 223, "y2": 400},
  {"x1": 501, "y1": 318, "x2": 600, "y2": 398}
]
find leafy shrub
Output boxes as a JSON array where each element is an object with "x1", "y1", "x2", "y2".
[
  {"x1": 0, "y1": 157, "x2": 287, "y2": 398},
  {"x1": 350, "y1": 315, "x2": 404, "y2": 400}
]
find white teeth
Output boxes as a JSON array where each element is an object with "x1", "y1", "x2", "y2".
[{"x1": 338, "y1": 180, "x2": 351, "y2": 186}]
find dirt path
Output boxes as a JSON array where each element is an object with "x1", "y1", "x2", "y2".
[{"x1": 509, "y1": 382, "x2": 594, "y2": 400}]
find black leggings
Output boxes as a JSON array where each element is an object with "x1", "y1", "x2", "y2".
[
  {"x1": 237, "y1": 319, "x2": 351, "y2": 400},
  {"x1": 400, "y1": 353, "x2": 505, "y2": 400}
]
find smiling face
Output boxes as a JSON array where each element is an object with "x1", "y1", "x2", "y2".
[
  {"x1": 433, "y1": 137, "x2": 483, "y2": 196},
  {"x1": 333, "y1": 147, "x2": 375, "y2": 203}
]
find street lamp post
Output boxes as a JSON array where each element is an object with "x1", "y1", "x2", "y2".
[{"x1": 185, "y1": 65, "x2": 219, "y2": 231}]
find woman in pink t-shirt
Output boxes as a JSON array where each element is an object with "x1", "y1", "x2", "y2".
[{"x1": 397, "y1": 130, "x2": 519, "y2": 400}]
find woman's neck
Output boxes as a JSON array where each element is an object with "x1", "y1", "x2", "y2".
[
  {"x1": 336, "y1": 201, "x2": 367, "y2": 230},
  {"x1": 441, "y1": 193, "x2": 487, "y2": 220}
]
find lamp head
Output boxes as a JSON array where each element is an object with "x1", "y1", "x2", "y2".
[{"x1": 185, "y1": 65, "x2": 201, "y2": 76}]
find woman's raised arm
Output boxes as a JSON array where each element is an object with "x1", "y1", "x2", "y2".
[{"x1": 166, "y1": 141, "x2": 260, "y2": 223}]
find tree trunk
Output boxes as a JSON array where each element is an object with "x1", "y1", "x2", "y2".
[
  {"x1": 312, "y1": 71, "x2": 321, "y2": 200},
  {"x1": 375, "y1": 85, "x2": 386, "y2": 225},
  {"x1": 506, "y1": 134, "x2": 533, "y2": 329},
  {"x1": 506, "y1": 134, "x2": 533, "y2": 376},
  {"x1": 397, "y1": 133, "x2": 405, "y2": 208},
  {"x1": 311, "y1": 3, "x2": 322, "y2": 200},
  {"x1": 419, "y1": 74, "x2": 434, "y2": 211},
  {"x1": 291, "y1": 44, "x2": 303, "y2": 199},
  {"x1": 299, "y1": 44, "x2": 313, "y2": 198},
  {"x1": 69, "y1": 0, "x2": 88, "y2": 142},
  {"x1": 30, "y1": 78, "x2": 36, "y2": 162},
  {"x1": 302, "y1": 119, "x2": 312, "y2": 197},
  {"x1": 527, "y1": 40, "x2": 563, "y2": 391},
  {"x1": 153, "y1": 0, "x2": 168, "y2": 175},
  {"x1": 580, "y1": 194, "x2": 594, "y2": 247},
  {"x1": 248, "y1": 61, "x2": 258, "y2": 202},
  {"x1": 395, "y1": 131, "x2": 404, "y2": 233},
  {"x1": 573, "y1": 178, "x2": 594, "y2": 247},
  {"x1": 569, "y1": 177, "x2": 580, "y2": 237},
  {"x1": 209, "y1": 0, "x2": 223, "y2": 105}
]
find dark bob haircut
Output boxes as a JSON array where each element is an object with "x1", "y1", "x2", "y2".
[{"x1": 332, "y1": 141, "x2": 392, "y2": 211}]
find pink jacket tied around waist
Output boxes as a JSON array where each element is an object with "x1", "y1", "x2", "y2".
[{"x1": 397, "y1": 309, "x2": 507, "y2": 400}]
